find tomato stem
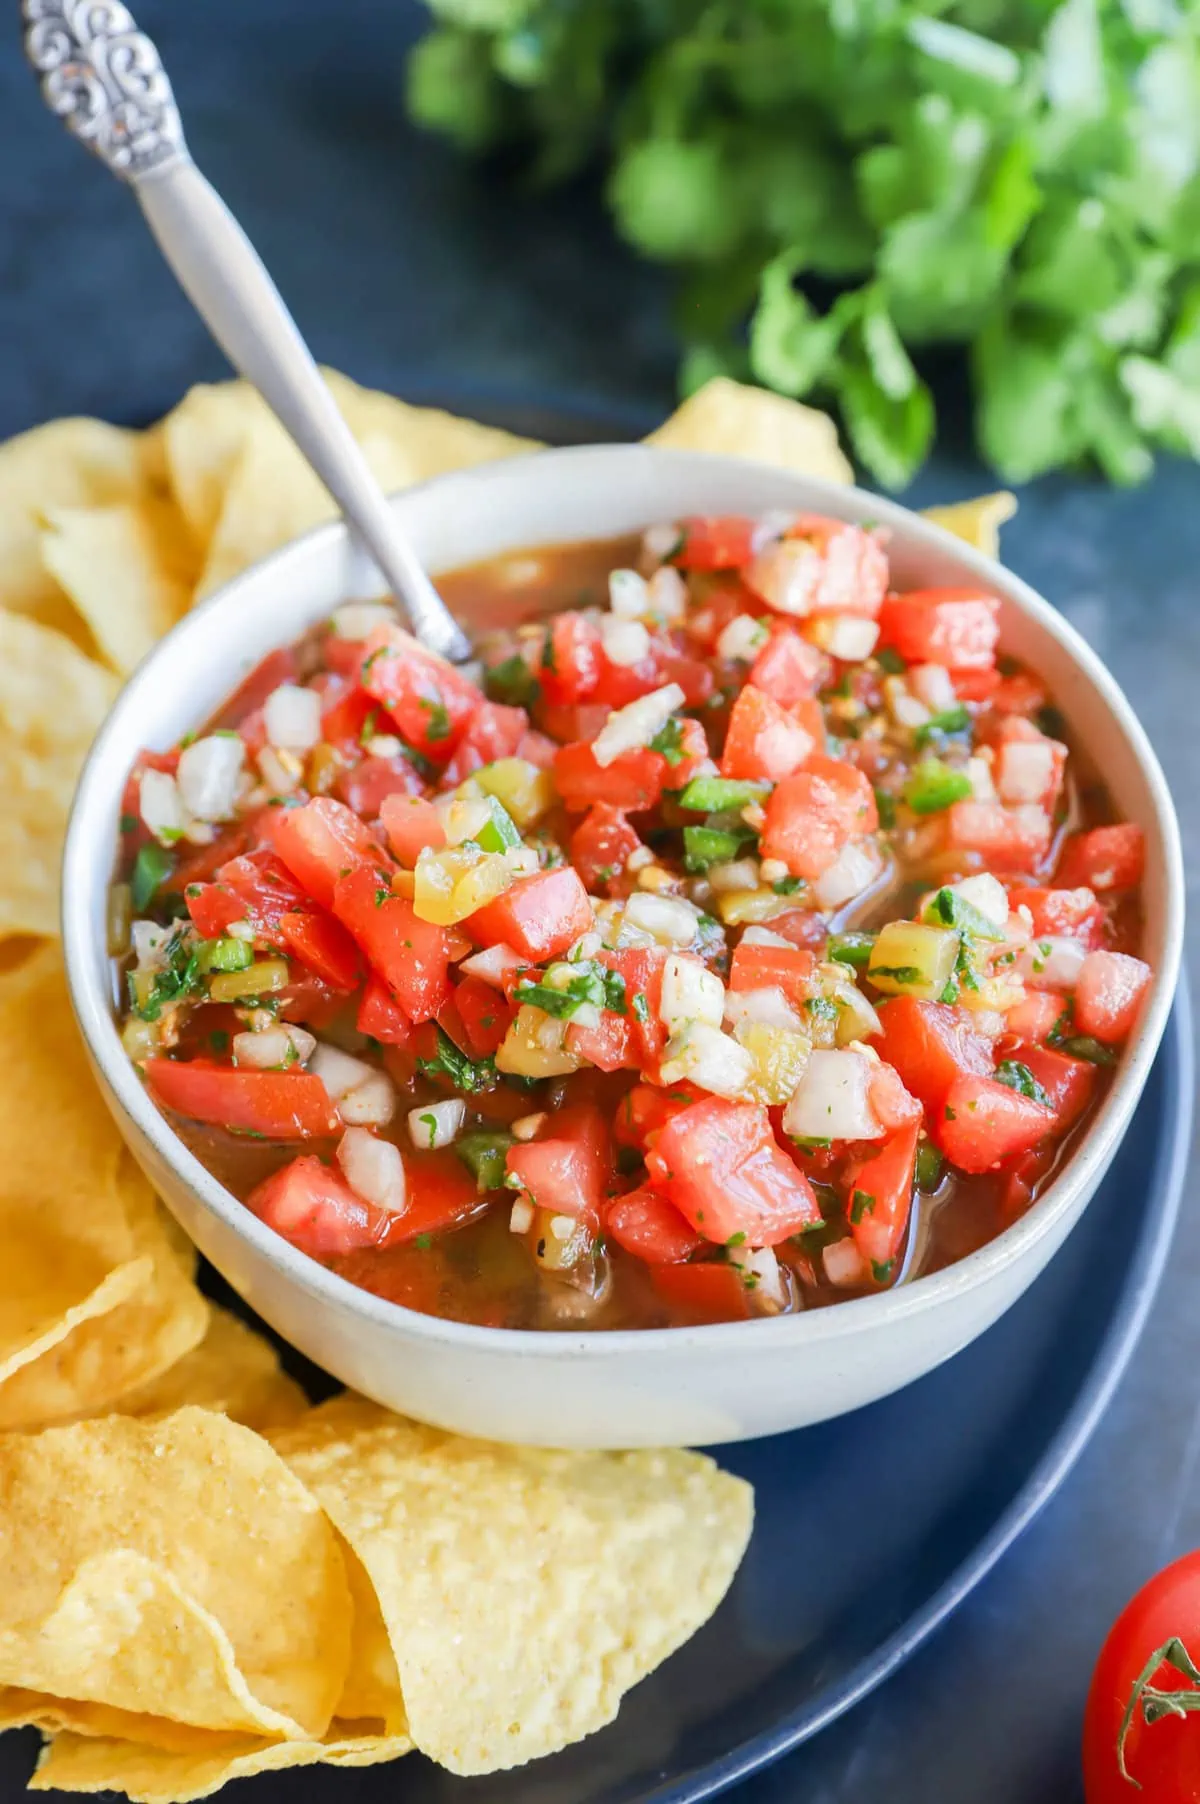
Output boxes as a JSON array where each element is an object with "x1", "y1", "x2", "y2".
[{"x1": 1117, "y1": 1635, "x2": 1200, "y2": 1786}]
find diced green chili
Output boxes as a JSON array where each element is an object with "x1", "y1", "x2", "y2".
[{"x1": 903, "y1": 758, "x2": 973, "y2": 816}]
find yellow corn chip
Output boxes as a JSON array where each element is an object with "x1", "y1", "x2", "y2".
[
  {"x1": 328, "y1": 372, "x2": 539, "y2": 481},
  {"x1": 0, "y1": 614, "x2": 117, "y2": 938},
  {"x1": 30, "y1": 1726, "x2": 411, "y2": 1803},
  {"x1": 922, "y1": 491, "x2": 1018, "y2": 561},
  {"x1": 114, "y1": 1304, "x2": 307, "y2": 1433},
  {"x1": 647, "y1": 377, "x2": 853, "y2": 486},
  {"x1": 0, "y1": 1408, "x2": 352, "y2": 1739},
  {"x1": 273, "y1": 1396, "x2": 754, "y2": 1775},
  {"x1": 40, "y1": 495, "x2": 198, "y2": 675}
]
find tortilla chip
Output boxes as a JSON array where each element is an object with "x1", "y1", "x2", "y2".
[
  {"x1": 647, "y1": 377, "x2": 853, "y2": 486},
  {"x1": 922, "y1": 491, "x2": 1018, "y2": 560},
  {"x1": 115, "y1": 1305, "x2": 307, "y2": 1433},
  {"x1": 273, "y1": 1396, "x2": 754, "y2": 1775},
  {"x1": 0, "y1": 1408, "x2": 352, "y2": 1739},
  {"x1": 40, "y1": 496, "x2": 198, "y2": 675},
  {"x1": 328, "y1": 372, "x2": 539, "y2": 481},
  {"x1": 0, "y1": 418, "x2": 152, "y2": 640},
  {"x1": 30, "y1": 1726, "x2": 411, "y2": 1802},
  {"x1": 0, "y1": 613, "x2": 117, "y2": 937}
]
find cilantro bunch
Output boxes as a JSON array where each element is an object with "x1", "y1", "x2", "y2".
[{"x1": 407, "y1": 0, "x2": 1200, "y2": 487}]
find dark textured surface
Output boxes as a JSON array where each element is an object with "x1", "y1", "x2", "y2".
[{"x1": 1, "y1": 2, "x2": 1198, "y2": 1798}]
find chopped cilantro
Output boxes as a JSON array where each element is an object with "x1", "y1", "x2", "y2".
[
  {"x1": 129, "y1": 929, "x2": 204, "y2": 1021},
  {"x1": 725, "y1": 1230, "x2": 747, "y2": 1247},
  {"x1": 414, "y1": 1233, "x2": 433, "y2": 1250},
  {"x1": 416, "y1": 1027, "x2": 497, "y2": 1095},
  {"x1": 869, "y1": 964, "x2": 924, "y2": 984},
  {"x1": 904, "y1": 758, "x2": 973, "y2": 815},
  {"x1": 914, "y1": 704, "x2": 971, "y2": 749},
  {"x1": 1059, "y1": 1034, "x2": 1117, "y2": 1066},
  {"x1": 649, "y1": 719, "x2": 688, "y2": 766},
  {"x1": 925, "y1": 886, "x2": 1004, "y2": 941},
  {"x1": 361, "y1": 645, "x2": 387, "y2": 676},
  {"x1": 871, "y1": 1259, "x2": 895, "y2": 1284},
  {"x1": 485, "y1": 654, "x2": 540, "y2": 707},
  {"x1": 849, "y1": 1189, "x2": 876, "y2": 1224},
  {"x1": 874, "y1": 646, "x2": 907, "y2": 675},
  {"x1": 418, "y1": 1111, "x2": 439, "y2": 1141},
  {"x1": 873, "y1": 787, "x2": 898, "y2": 830},
  {"x1": 915, "y1": 1143, "x2": 944, "y2": 1190},
  {"x1": 359, "y1": 708, "x2": 379, "y2": 744},
  {"x1": 772, "y1": 875, "x2": 804, "y2": 895},
  {"x1": 208, "y1": 1029, "x2": 230, "y2": 1053},
  {"x1": 540, "y1": 631, "x2": 557, "y2": 674},
  {"x1": 419, "y1": 696, "x2": 451, "y2": 741},
  {"x1": 632, "y1": 992, "x2": 651, "y2": 1025},
  {"x1": 119, "y1": 811, "x2": 138, "y2": 835},
  {"x1": 995, "y1": 1060, "x2": 1051, "y2": 1105},
  {"x1": 131, "y1": 842, "x2": 175, "y2": 913}
]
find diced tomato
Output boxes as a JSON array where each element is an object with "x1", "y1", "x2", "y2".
[
  {"x1": 384, "y1": 1150, "x2": 481, "y2": 1244},
  {"x1": 536, "y1": 701, "x2": 610, "y2": 746},
  {"x1": 271, "y1": 797, "x2": 389, "y2": 910},
  {"x1": 164, "y1": 816, "x2": 258, "y2": 893},
  {"x1": 936, "y1": 1074, "x2": 1055, "y2": 1174},
  {"x1": 554, "y1": 741, "x2": 664, "y2": 813},
  {"x1": 728, "y1": 941, "x2": 815, "y2": 1005},
  {"x1": 748, "y1": 624, "x2": 825, "y2": 706},
  {"x1": 185, "y1": 882, "x2": 252, "y2": 941},
  {"x1": 943, "y1": 800, "x2": 1051, "y2": 873},
  {"x1": 332, "y1": 867, "x2": 453, "y2": 1023},
  {"x1": 992, "y1": 716, "x2": 1067, "y2": 814},
  {"x1": 380, "y1": 795, "x2": 446, "y2": 867},
  {"x1": 246, "y1": 1155, "x2": 388, "y2": 1256},
  {"x1": 720, "y1": 684, "x2": 816, "y2": 783},
  {"x1": 468, "y1": 867, "x2": 594, "y2": 963},
  {"x1": 878, "y1": 587, "x2": 1000, "y2": 671},
  {"x1": 356, "y1": 976, "x2": 411, "y2": 1046},
  {"x1": 453, "y1": 975, "x2": 513, "y2": 1058},
  {"x1": 657, "y1": 652, "x2": 715, "y2": 709},
  {"x1": 845, "y1": 1122, "x2": 920, "y2": 1271},
  {"x1": 599, "y1": 947, "x2": 670, "y2": 1064},
  {"x1": 760, "y1": 754, "x2": 877, "y2": 879},
  {"x1": 538, "y1": 612, "x2": 603, "y2": 706},
  {"x1": 359, "y1": 624, "x2": 481, "y2": 758},
  {"x1": 565, "y1": 1010, "x2": 637, "y2": 1072},
  {"x1": 320, "y1": 680, "x2": 378, "y2": 755},
  {"x1": 867, "y1": 1062, "x2": 922, "y2": 1132},
  {"x1": 190, "y1": 850, "x2": 307, "y2": 937},
  {"x1": 505, "y1": 1103, "x2": 612, "y2": 1231},
  {"x1": 745, "y1": 519, "x2": 888, "y2": 619},
  {"x1": 649, "y1": 1262, "x2": 752, "y2": 1324},
  {"x1": 990, "y1": 671, "x2": 1047, "y2": 716},
  {"x1": 211, "y1": 647, "x2": 300, "y2": 732},
  {"x1": 605, "y1": 1187, "x2": 703, "y2": 1264},
  {"x1": 951, "y1": 667, "x2": 1002, "y2": 705},
  {"x1": 458, "y1": 700, "x2": 529, "y2": 765},
  {"x1": 590, "y1": 647, "x2": 668, "y2": 710},
  {"x1": 1004, "y1": 990, "x2": 1067, "y2": 1042},
  {"x1": 1017, "y1": 1045, "x2": 1098, "y2": 1131},
  {"x1": 145, "y1": 1060, "x2": 342, "y2": 1139},
  {"x1": 569, "y1": 805, "x2": 642, "y2": 893},
  {"x1": 320, "y1": 635, "x2": 370, "y2": 679},
  {"x1": 613, "y1": 1081, "x2": 701, "y2": 1154},
  {"x1": 334, "y1": 752, "x2": 425, "y2": 818},
  {"x1": 647, "y1": 1098, "x2": 822, "y2": 1246},
  {"x1": 685, "y1": 582, "x2": 752, "y2": 651},
  {"x1": 1009, "y1": 886, "x2": 1105, "y2": 949},
  {"x1": 872, "y1": 996, "x2": 994, "y2": 1108},
  {"x1": 766, "y1": 909, "x2": 829, "y2": 950},
  {"x1": 278, "y1": 910, "x2": 361, "y2": 991},
  {"x1": 516, "y1": 728, "x2": 557, "y2": 768},
  {"x1": 670, "y1": 515, "x2": 757, "y2": 571},
  {"x1": 1073, "y1": 950, "x2": 1152, "y2": 1044},
  {"x1": 1055, "y1": 824, "x2": 1145, "y2": 893}
]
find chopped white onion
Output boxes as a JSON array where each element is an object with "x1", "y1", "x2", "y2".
[
  {"x1": 600, "y1": 616, "x2": 651, "y2": 667},
  {"x1": 309, "y1": 1043, "x2": 374, "y2": 1098},
  {"x1": 176, "y1": 734, "x2": 245, "y2": 823},
  {"x1": 660, "y1": 1022, "x2": 754, "y2": 1098},
  {"x1": 1019, "y1": 935, "x2": 1087, "y2": 991},
  {"x1": 407, "y1": 1098, "x2": 466, "y2": 1150},
  {"x1": 623, "y1": 891, "x2": 699, "y2": 948},
  {"x1": 647, "y1": 566, "x2": 687, "y2": 623},
  {"x1": 724, "y1": 985, "x2": 805, "y2": 1032},
  {"x1": 716, "y1": 614, "x2": 770, "y2": 663},
  {"x1": 823, "y1": 1238, "x2": 869, "y2": 1288},
  {"x1": 783, "y1": 1048, "x2": 884, "y2": 1142},
  {"x1": 138, "y1": 767, "x2": 185, "y2": 845},
  {"x1": 608, "y1": 568, "x2": 649, "y2": 618},
  {"x1": 813, "y1": 837, "x2": 883, "y2": 910},
  {"x1": 131, "y1": 920, "x2": 172, "y2": 967},
  {"x1": 660, "y1": 954, "x2": 725, "y2": 1032},
  {"x1": 330, "y1": 602, "x2": 397, "y2": 640},
  {"x1": 311, "y1": 1043, "x2": 396, "y2": 1125},
  {"x1": 997, "y1": 738, "x2": 1057, "y2": 804},
  {"x1": 910, "y1": 663, "x2": 958, "y2": 711},
  {"x1": 948, "y1": 872, "x2": 1010, "y2": 929},
  {"x1": 509, "y1": 1197, "x2": 535, "y2": 1234},
  {"x1": 263, "y1": 683, "x2": 322, "y2": 751},
  {"x1": 511, "y1": 1111, "x2": 547, "y2": 1142},
  {"x1": 363, "y1": 734, "x2": 403, "y2": 760},
  {"x1": 458, "y1": 943, "x2": 524, "y2": 988},
  {"x1": 966, "y1": 755, "x2": 998, "y2": 803},
  {"x1": 641, "y1": 522, "x2": 682, "y2": 561},
  {"x1": 591, "y1": 683, "x2": 686, "y2": 768},
  {"x1": 232, "y1": 1025, "x2": 315, "y2": 1070},
  {"x1": 337, "y1": 1126, "x2": 407, "y2": 1214},
  {"x1": 807, "y1": 614, "x2": 880, "y2": 661},
  {"x1": 833, "y1": 984, "x2": 883, "y2": 1044},
  {"x1": 745, "y1": 539, "x2": 820, "y2": 616},
  {"x1": 707, "y1": 858, "x2": 760, "y2": 895},
  {"x1": 741, "y1": 925, "x2": 796, "y2": 949},
  {"x1": 727, "y1": 1245, "x2": 790, "y2": 1314},
  {"x1": 256, "y1": 746, "x2": 303, "y2": 795},
  {"x1": 883, "y1": 675, "x2": 930, "y2": 730}
]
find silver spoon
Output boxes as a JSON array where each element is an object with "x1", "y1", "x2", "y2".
[{"x1": 23, "y1": 0, "x2": 472, "y2": 665}]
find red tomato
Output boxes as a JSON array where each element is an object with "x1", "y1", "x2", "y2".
[
  {"x1": 505, "y1": 1103, "x2": 612, "y2": 1231},
  {"x1": 1017, "y1": 1044, "x2": 1098, "y2": 1131},
  {"x1": 1057, "y1": 824, "x2": 1146, "y2": 893},
  {"x1": 720, "y1": 684, "x2": 816, "y2": 782},
  {"x1": 554, "y1": 741, "x2": 665, "y2": 812},
  {"x1": 599, "y1": 946, "x2": 670, "y2": 1063},
  {"x1": 538, "y1": 612, "x2": 603, "y2": 705},
  {"x1": 334, "y1": 752, "x2": 425, "y2": 818},
  {"x1": 385, "y1": 1150, "x2": 481, "y2": 1243},
  {"x1": 145, "y1": 1060, "x2": 341, "y2": 1138},
  {"x1": 379, "y1": 794, "x2": 446, "y2": 866},
  {"x1": 569, "y1": 805, "x2": 642, "y2": 892},
  {"x1": 320, "y1": 677, "x2": 377, "y2": 754},
  {"x1": 1004, "y1": 990, "x2": 1067, "y2": 1042},
  {"x1": 332, "y1": 867, "x2": 453, "y2": 1023},
  {"x1": 468, "y1": 867, "x2": 594, "y2": 963},
  {"x1": 873, "y1": 996, "x2": 994, "y2": 1108},
  {"x1": 867, "y1": 1061, "x2": 923, "y2": 1132},
  {"x1": 211, "y1": 647, "x2": 300, "y2": 731},
  {"x1": 877, "y1": 587, "x2": 1001, "y2": 670},
  {"x1": 649, "y1": 1262, "x2": 752, "y2": 1323},
  {"x1": 936, "y1": 1073, "x2": 1055, "y2": 1174},
  {"x1": 745, "y1": 519, "x2": 888, "y2": 618},
  {"x1": 1084, "y1": 1552, "x2": 1200, "y2": 1804},
  {"x1": 359, "y1": 625, "x2": 481, "y2": 758},
  {"x1": 536, "y1": 700, "x2": 610, "y2": 745},
  {"x1": 278, "y1": 910, "x2": 362, "y2": 991},
  {"x1": 453, "y1": 975, "x2": 513, "y2": 1058},
  {"x1": 590, "y1": 647, "x2": 668, "y2": 710},
  {"x1": 670, "y1": 515, "x2": 758, "y2": 571},
  {"x1": 185, "y1": 851, "x2": 307, "y2": 944},
  {"x1": 246, "y1": 1155, "x2": 388, "y2": 1255},
  {"x1": 760, "y1": 754, "x2": 878, "y2": 879},
  {"x1": 1010, "y1": 885, "x2": 1105, "y2": 949},
  {"x1": 748, "y1": 624, "x2": 825, "y2": 706},
  {"x1": 845, "y1": 1122, "x2": 920, "y2": 1272},
  {"x1": 456, "y1": 699, "x2": 528, "y2": 765},
  {"x1": 356, "y1": 976, "x2": 411, "y2": 1046},
  {"x1": 167, "y1": 819, "x2": 255, "y2": 893},
  {"x1": 271, "y1": 796, "x2": 389, "y2": 910},
  {"x1": 647, "y1": 1098, "x2": 822, "y2": 1245},
  {"x1": 613, "y1": 1082, "x2": 701, "y2": 1154},
  {"x1": 993, "y1": 715, "x2": 1067, "y2": 814},
  {"x1": 1075, "y1": 951, "x2": 1152, "y2": 1044},
  {"x1": 656, "y1": 650, "x2": 715, "y2": 708},
  {"x1": 943, "y1": 800, "x2": 1052, "y2": 873},
  {"x1": 565, "y1": 1010, "x2": 637, "y2": 1072},
  {"x1": 605, "y1": 1186, "x2": 703, "y2": 1263},
  {"x1": 728, "y1": 941, "x2": 815, "y2": 1005}
]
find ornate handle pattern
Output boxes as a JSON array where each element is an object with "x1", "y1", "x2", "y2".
[{"x1": 23, "y1": 0, "x2": 186, "y2": 179}]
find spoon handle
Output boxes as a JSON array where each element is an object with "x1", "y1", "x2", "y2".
[{"x1": 23, "y1": 1, "x2": 471, "y2": 664}]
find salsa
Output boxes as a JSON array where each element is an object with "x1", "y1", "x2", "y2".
[{"x1": 111, "y1": 512, "x2": 1153, "y2": 1331}]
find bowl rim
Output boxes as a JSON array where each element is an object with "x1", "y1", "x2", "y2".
[{"x1": 61, "y1": 443, "x2": 1185, "y2": 1361}]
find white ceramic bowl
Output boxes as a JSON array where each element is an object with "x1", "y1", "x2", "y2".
[{"x1": 62, "y1": 446, "x2": 1184, "y2": 1449}]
